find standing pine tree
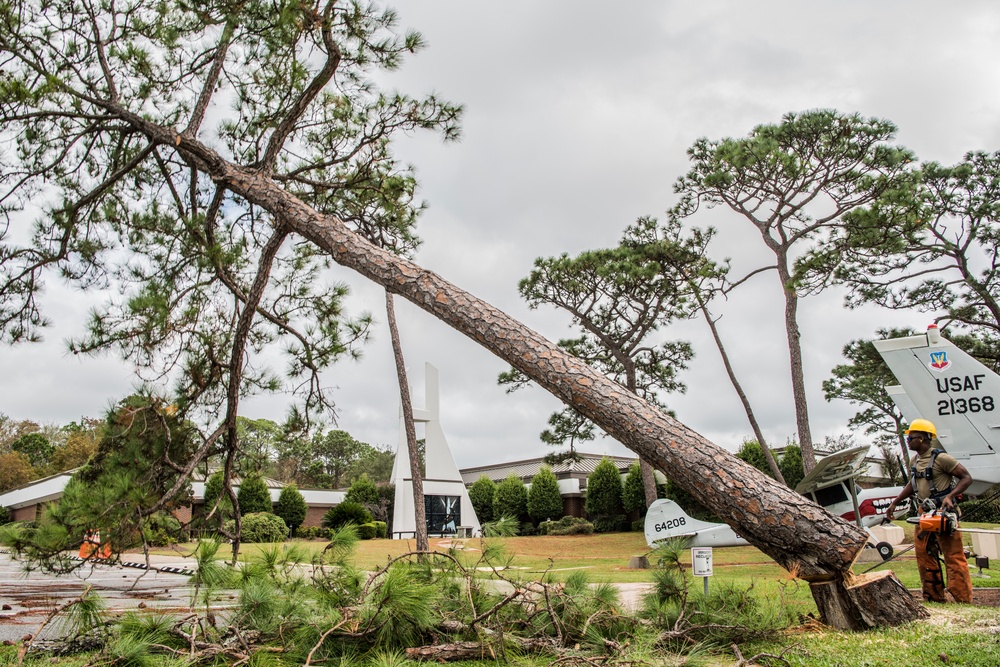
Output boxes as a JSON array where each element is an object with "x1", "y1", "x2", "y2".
[
  {"x1": 274, "y1": 484, "x2": 308, "y2": 537},
  {"x1": 238, "y1": 474, "x2": 273, "y2": 515},
  {"x1": 468, "y1": 475, "x2": 496, "y2": 524},
  {"x1": 527, "y1": 466, "x2": 563, "y2": 523},
  {"x1": 585, "y1": 458, "x2": 624, "y2": 532}
]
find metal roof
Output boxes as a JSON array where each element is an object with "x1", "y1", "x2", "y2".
[{"x1": 460, "y1": 453, "x2": 637, "y2": 485}]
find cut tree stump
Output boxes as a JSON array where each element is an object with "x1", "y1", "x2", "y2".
[
  {"x1": 810, "y1": 570, "x2": 928, "y2": 630},
  {"x1": 627, "y1": 555, "x2": 649, "y2": 569}
]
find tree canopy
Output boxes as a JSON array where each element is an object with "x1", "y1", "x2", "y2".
[
  {"x1": 808, "y1": 151, "x2": 1000, "y2": 366},
  {"x1": 0, "y1": 0, "x2": 460, "y2": 506},
  {"x1": 671, "y1": 109, "x2": 915, "y2": 471}
]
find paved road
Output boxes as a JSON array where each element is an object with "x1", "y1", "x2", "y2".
[
  {"x1": 0, "y1": 552, "x2": 199, "y2": 642},
  {"x1": 0, "y1": 550, "x2": 655, "y2": 645}
]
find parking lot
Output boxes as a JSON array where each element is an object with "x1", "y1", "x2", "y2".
[{"x1": 0, "y1": 551, "x2": 199, "y2": 642}]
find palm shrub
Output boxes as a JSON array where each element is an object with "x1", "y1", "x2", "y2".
[
  {"x1": 585, "y1": 458, "x2": 623, "y2": 531},
  {"x1": 238, "y1": 473, "x2": 273, "y2": 515},
  {"x1": 528, "y1": 465, "x2": 563, "y2": 523},
  {"x1": 275, "y1": 484, "x2": 308, "y2": 536},
  {"x1": 493, "y1": 474, "x2": 528, "y2": 523},
  {"x1": 322, "y1": 501, "x2": 372, "y2": 530}
]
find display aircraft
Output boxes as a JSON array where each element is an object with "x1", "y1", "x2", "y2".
[
  {"x1": 645, "y1": 446, "x2": 903, "y2": 559},
  {"x1": 874, "y1": 324, "x2": 1000, "y2": 495}
]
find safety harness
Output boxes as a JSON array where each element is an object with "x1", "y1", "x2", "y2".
[{"x1": 910, "y1": 448, "x2": 956, "y2": 506}]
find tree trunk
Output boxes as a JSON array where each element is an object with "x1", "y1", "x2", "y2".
[
  {"x1": 386, "y1": 291, "x2": 428, "y2": 552},
  {"x1": 626, "y1": 368, "x2": 662, "y2": 508},
  {"x1": 776, "y1": 259, "x2": 816, "y2": 473},
  {"x1": 161, "y1": 129, "x2": 922, "y2": 627},
  {"x1": 696, "y1": 298, "x2": 785, "y2": 484},
  {"x1": 639, "y1": 457, "x2": 658, "y2": 508},
  {"x1": 810, "y1": 570, "x2": 928, "y2": 630}
]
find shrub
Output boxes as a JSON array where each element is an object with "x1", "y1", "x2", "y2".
[
  {"x1": 345, "y1": 474, "x2": 379, "y2": 506},
  {"x1": 237, "y1": 474, "x2": 273, "y2": 515},
  {"x1": 493, "y1": 474, "x2": 527, "y2": 523},
  {"x1": 540, "y1": 516, "x2": 594, "y2": 536},
  {"x1": 274, "y1": 484, "x2": 307, "y2": 536},
  {"x1": 960, "y1": 497, "x2": 1000, "y2": 523},
  {"x1": 142, "y1": 511, "x2": 186, "y2": 547},
  {"x1": 528, "y1": 465, "x2": 563, "y2": 523},
  {"x1": 779, "y1": 445, "x2": 805, "y2": 489},
  {"x1": 592, "y1": 515, "x2": 627, "y2": 534},
  {"x1": 736, "y1": 440, "x2": 774, "y2": 478},
  {"x1": 585, "y1": 458, "x2": 623, "y2": 520},
  {"x1": 202, "y1": 471, "x2": 233, "y2": 524},
  {"x1": 297, "y1": 525, "x2": 332, "y2": 540},
  {"x1": 224, "y1": 512, "x2": 288, "y2": 543},
  {"x1": 0, "y1": 506, "x2": 9, "y2": 526},
  {"x1": 372, "y1": 520, "x2": 387, "y2": 538},
  {"x1": 322, "y1": 501, "x2": 372, "y2": 530},
  {"x1": 357, "y1": 523, "x2": 377, "y2": 540},
  {"x1": 468, "y1": 475, "x2": 496, "y2": 523},
  {"x1": 622, "y1": 462, "x2": 646, "y2": 514}
]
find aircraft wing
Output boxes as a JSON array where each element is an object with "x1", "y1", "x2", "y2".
[{"x1": 794, "y1": 445, "x2": 870, "y2": 496}]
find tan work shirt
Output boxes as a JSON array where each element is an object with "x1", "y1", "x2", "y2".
[{"x1": 912, "y1": 448, "x2": 959, "y2": 501}]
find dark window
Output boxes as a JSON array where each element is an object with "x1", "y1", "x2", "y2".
[
  {"x1": 425, "y1": 495, "x2": 460, "y2": 535},
  {"x1": 814, "y1": 483, "x2": 849, "y2": 507}
]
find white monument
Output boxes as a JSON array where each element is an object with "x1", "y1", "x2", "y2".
[{"x1": 391, "y1": 363, "x2": 481, "y2": 539}]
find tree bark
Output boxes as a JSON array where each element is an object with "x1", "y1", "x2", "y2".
[
  {"x1": 810, "y1": 570, "x2": 928, "y2": 630},
  {"x1": 155, "y1": 127, "x2": 919, "y2": 625},
  {"x1": 386, "y1": 292, "x2": 428, "y2": 552},
  {"x1": 776, "y1": 258, "x2": 816, "y2": 473}
]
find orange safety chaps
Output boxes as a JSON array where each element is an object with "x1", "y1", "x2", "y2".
[{"x1": 914, "y1": 527, "x2": 972, "y2": 603}]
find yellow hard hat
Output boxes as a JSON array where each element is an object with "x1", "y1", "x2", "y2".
[{"x1": 905, "y1": 418, "x2": 937, "y2": 437}]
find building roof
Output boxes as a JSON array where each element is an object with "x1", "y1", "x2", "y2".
[
  {"x1": 460, "y1": 453, "x2": 637, "y2": 485},
  {"x1": 0, "y1": 468, "x2": 344, "y2": 510}
]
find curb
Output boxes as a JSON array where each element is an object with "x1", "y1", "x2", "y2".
[{"x1": 2, "y1": 549, "x2": 194, "y2": 576}]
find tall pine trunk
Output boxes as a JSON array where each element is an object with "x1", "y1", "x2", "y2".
[{"x1": 386, "y1": 291, "x2": 429, "y2": 553}]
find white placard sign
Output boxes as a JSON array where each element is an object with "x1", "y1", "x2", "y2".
[{"x1": 691, "y1": 547, "x2": 713, "y2": 577}]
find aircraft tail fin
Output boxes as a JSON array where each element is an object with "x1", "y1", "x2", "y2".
[
  {"x1": 643, "y1": 499, "x2": 748, "y2": 547},
  {"x1": 875, "y1": 325, "x2": 1000, "y2": 493}
]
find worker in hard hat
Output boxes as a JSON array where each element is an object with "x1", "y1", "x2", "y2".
[{"x1": 885, "y1": 418, "x2": 973, "y2": 603}]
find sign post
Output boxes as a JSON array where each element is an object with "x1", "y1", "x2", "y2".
[{"x1": 691, "y1": 546, "x2": 713, "y2": 596}]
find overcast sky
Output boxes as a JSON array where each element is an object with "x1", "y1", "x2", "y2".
[{"x1": 4, "y1": 2, "x2": 1000, "y2": 470}]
